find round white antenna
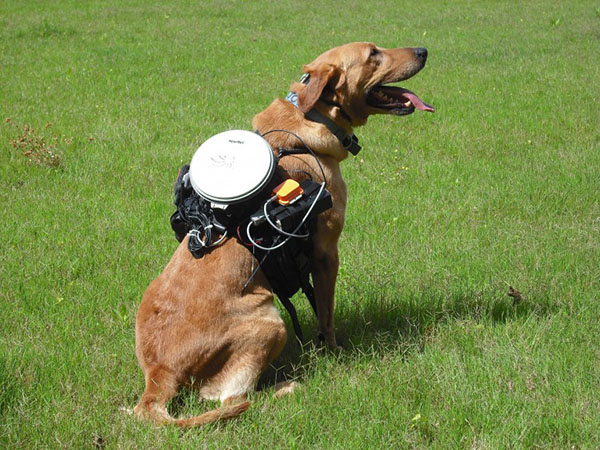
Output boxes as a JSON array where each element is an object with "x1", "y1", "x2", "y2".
[{"x1": 188, "y1": 130, "x2": 276, "y2": 204}]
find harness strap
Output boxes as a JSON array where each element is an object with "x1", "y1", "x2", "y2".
[
  {"x1": 274, "y1": 261, "x2": 317, "y2": 346},
  {"x1": 278, "y1": 295, "x2": 305, "y2": 344},
  {"x1": 278, "y1": 147, "x2": 312, "y2": 157},
  {"x1": 301, "y1": 281, "x2": 318, "y2": 317}
]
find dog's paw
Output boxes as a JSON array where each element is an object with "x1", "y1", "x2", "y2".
[
  {"x1": 118, "y1": 406, "x2": 134, "y2": 416},
  {"x1": 317, "y1": 332, "x2": 344, "y2": 351},
  {"x1": 272, "y1": 381, "x2": 300, "y2": 399}
]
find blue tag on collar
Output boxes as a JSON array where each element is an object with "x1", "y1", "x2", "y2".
[{"x1": 286, "y1": 92, "x2": 299, "y2": 107}]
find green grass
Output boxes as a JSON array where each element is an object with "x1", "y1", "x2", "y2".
[{"x1": 1, "y1": 0, "x2": 599, "y2": 448}]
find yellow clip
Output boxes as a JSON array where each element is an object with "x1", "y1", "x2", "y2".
[{"x1": 273, "y1": 179, "x2": 303, "y2": 205}]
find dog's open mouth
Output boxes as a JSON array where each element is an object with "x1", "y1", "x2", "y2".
[{"x1": 366, "y1": 86, "x2": 435, "y2": 116}]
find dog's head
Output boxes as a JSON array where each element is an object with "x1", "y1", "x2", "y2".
[{"x1": 295, "y1": 42, "x2": 434, "y2": 126}]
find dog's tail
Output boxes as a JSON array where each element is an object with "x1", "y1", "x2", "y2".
[
  {"x1": 134, "y1": 400, "x2": 251, "y2": 428},
  {"x1": 172, "y1": 401, "x2": 251, "y2": 427}
]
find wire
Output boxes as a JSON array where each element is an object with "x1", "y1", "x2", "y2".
[
  {"x1": 263, "y1": 198, "x2": 309, "y2": 238},
  {"x1": 187, "y1": 229, "x2": 208, "y2": 248},
  {"x1": 260, "y1": 129, "x2": 327, "y2": 187},
  {"x1": 210, "y1": 230, "x2": 228, "y2": 246},
  {"x1": 242, "y1": 243, "x2": 274, "y2": 292},
  {"x1": 246, "y1": 180, "x2": 326, "y2": 251},
  {"x1": 187, "y1": 224, "x2": 227, "y2": 248},
  {"x1": 246, "y1": 221, "x2": 291, "y2": 251}
]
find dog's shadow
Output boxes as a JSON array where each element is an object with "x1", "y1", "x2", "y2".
[{"x1": 258, "y1": 283, "x2": 555, "y2": 389}]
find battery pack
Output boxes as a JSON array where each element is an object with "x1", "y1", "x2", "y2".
[{"x1": 268, "y1": 180, "x2": 332, "y2": 231}]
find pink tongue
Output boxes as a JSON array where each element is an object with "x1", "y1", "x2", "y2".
[{"x1": 401, "y1": 89, "x2": 435, "y2": 112}]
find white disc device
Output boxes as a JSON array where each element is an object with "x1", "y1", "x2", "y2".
[{"x1": 188, "y1": 130, "x2": 276, "y2": 205}]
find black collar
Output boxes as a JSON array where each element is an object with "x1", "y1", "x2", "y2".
[
  {"x1": 285, "y1": 75, "x2": 361, "y2": 156},
  {"x1": 320, "y1": 98, "x2": 354, "y2": 125}
]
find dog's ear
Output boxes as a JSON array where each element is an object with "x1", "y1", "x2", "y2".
[{"x1": 297, "y1": 63, "x2": 343, "y2": 113}]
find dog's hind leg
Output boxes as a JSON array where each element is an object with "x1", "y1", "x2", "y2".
[
  {"x1": 216, "y1": 318, "x2": 289, "y2": 403},
  {"x1": 134, "y1": 365, "x2": 179, "y2": 423}
]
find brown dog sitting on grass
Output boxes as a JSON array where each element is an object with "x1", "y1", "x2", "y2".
[{"x1": 134, "y1": 42, "x2": 433, "y2": 427}]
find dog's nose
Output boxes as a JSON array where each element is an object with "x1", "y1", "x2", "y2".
[{"x1": 414, "y1": 47, "x2": 428, "y2": 63}]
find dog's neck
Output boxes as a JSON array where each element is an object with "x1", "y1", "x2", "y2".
[
  {"x1": 285, "y1": 85, "x2": 361, "y2": 157},
  {"x1": 317, "y1": 95, "x2": 354, "y2": 127},
  {"x1": 253, "y1": 98, "x2": 351, "y2": 162}
]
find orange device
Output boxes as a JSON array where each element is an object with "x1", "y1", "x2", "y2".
[{"x1": 273, "y1": 179, "x2": 304, "y2": 205}]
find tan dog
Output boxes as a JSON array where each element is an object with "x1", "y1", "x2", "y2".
[{"x1": 134, "y1": 42, "x2": 432, "y2": 427}]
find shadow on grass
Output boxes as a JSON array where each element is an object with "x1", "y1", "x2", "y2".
[
  {"x1": 166, "y1": 283, "x2": 558, "y2": 416},
  {"x1": 258, "y1": 283, "x2": 558, "y2": 389}
]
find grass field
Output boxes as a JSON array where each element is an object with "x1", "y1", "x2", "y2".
[{"x1": 1, "y1": 0, "x2": 599, "y2": 448}]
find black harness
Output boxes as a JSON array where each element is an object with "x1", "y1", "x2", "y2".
[{"x1": 170, "y1": 147, "x2": 332, "y2": 343}]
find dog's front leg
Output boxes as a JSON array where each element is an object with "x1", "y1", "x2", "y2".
[
  {"x1": 310, "y1": 162, "x2": 347, "y2": 350},
  {"x1": 311, "y1": 241, "x2": 340, "y2": 350}
]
